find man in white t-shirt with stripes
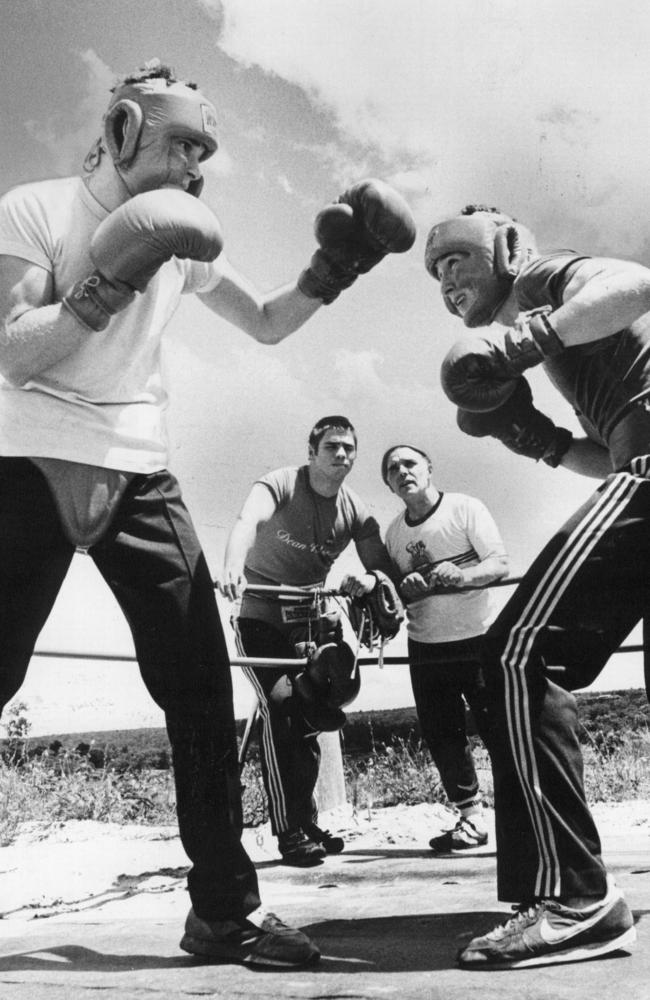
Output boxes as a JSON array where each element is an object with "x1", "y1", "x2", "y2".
[{"x1": 382, "y1": 444, "x2": 509, "y2": 851}]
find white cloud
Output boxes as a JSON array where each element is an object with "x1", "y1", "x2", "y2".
[
  {"x1": 25, "y1": 49, "x2": 116, "y2": 176},
  {"x1": 332, "y1": 348, "x2": 386, "y2": 398},
  {"x1": 203, "y1": 147, "x2": 234, "y2": 180},
  {"x1": 277, "y1": 173, "x2": 294, "y2": 195},
  {"x1": 205, "y1": 0, "x2": 650, "y2": 254}
]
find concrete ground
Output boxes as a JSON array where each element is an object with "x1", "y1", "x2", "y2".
[{"x1": 0, "y1": 812, "x2": 648, "y2": 999}]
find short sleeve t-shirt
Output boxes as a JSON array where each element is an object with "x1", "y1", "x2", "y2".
[
  {"x1": 386, "y1": 492, "x2": 506, "y2": 643},
  {"x1": 0, "y1": 176, "x2": 225, "y2": 471},
  {"x1": 514, "y1": 252, "x2": 650, "y2": 467},
  {"x1": 240, "y1": 465, "x2": 383, "y2": 627}
]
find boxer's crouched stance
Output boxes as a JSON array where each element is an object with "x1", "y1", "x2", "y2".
[{"x1": 424, "y1": 205, "x2": 645, "y2": 968}]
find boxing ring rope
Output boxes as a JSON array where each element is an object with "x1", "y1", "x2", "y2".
[
  {"x1": 30, "y1": 576, "x2": 648, "y2": 665},
  {"x1": 29, "y1": 577, "x2": 646, "y2": 770}
]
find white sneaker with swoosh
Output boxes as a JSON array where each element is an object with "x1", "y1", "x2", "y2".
[{"x1": 458, "y1": 875, "x2": 636, "y2": 968}]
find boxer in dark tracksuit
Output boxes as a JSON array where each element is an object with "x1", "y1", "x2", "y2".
[{"x1": 424, "y1": 206, "x2": 646, "y2": 968}]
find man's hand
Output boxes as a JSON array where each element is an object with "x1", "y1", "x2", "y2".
[
  {"x1": 401, "y1": 563, "x2": 465, "y2": 600},
  {"x1": 340, "y1": 572, "x2": 376, "y2": 599},
  {"x1": 399, "y1": 571, "x2": 429, "y2": 601},
  {"x1": 215, "y1": 569, "x2": 246, "y2": 602},
  {"x1": 431, "y1": 561, "x2": 465, "y2": 588}
]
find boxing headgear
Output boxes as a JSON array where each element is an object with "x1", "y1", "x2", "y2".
[
  {"x1": 102, "y1": 75, "x2": 218, "y2": 197},
  {"x1": 424, "y1": 211, "x2": 537, "y2": 326}
]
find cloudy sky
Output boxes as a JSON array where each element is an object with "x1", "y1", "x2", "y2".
[{"x1": 1, "y1": 0, "x2": 647, "y2": 732}]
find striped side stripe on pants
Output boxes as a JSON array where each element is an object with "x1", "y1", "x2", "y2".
[
  {"x1": 232, "y1": 619, "x2": 290, "y2": 834},
  {"x1": 500, "y1": 471, "x2": 643, "y2": 899}
]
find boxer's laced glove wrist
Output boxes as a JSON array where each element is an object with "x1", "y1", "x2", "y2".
[
  {"x1": 62, "y1": 273, "x2": 135, "y2": 332},
  {"x1": 504, "y1": 308, "x2": 564, "y2": 369},
  {"x1": 457, "y1": 376, "x2": 573, "y2": 467},
  {"x1": 501, "y1": 419, "x2": 573, "y2": 466},
  {"x1": 541, "y1": 426, "x2": 573, "y2": 467},
  {"x1": 298, "y1": 245, "x2": 384, "y2": 304},
  {"x1": 298, "y1": 251, "x2": 358, "y2": 304}
]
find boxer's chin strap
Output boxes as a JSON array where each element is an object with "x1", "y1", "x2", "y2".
[{"x1": 30, "y1": 458, "x2": 134, "y2": 550}]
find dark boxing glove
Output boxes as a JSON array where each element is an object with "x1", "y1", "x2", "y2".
[
  {"x1": 298, "y1": 178, "x2": 416, "y2": 304},
  {"x1": 457, "y1": 377, "x2": 573, "y2": 468},
  {"x1": 441, "y1": 309, "x2": 564, "y2": 412},
  {"x1": 63, "y1": 190, "x2": 224, "y2": 331}
]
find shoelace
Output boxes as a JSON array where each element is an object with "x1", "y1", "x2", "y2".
[
  {"x1": 485, "y1": 903, "x2": 543, "y2": 941},
  {"x1": 455, "y1": 817, "x2": 485, "y2": 840},
  {"x1": 256, "y1": 911, "x2": 292, "y2": 933}
]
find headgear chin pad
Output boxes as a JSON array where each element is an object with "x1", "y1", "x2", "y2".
[{"x1": 424, "y1": 212, "x2": 537, "y2": 283}]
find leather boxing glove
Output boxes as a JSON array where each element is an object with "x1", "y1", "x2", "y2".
[
  {"x1": 63, "y1": 190, "x2": 224, "y2": 332},
  {"x1": 298, "y1": 178, "x2": 416, "y2": 304},
  {"x1": 456, "y1": 377, "x2": 573, "y2": 467},
  {"x1": 441, "y1": 309, "x2": 564, "y2": 412}
]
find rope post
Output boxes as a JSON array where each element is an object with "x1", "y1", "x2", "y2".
[{"x1": 315, "y1": 730, "x2": 347, "y2": 813}]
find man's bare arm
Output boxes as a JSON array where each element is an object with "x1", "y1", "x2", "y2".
[
  {"x1": 197, "y1": 256, "x2": 321, "y2": 346},
  {"x1": 0, "y1": 255, "x2": 88, "y2": 384},
  {"x1": 217, "y1": 482, "x2": 279, "y2": 600},
  {"x1": 559, "y1": 437, "x2": 613, "y2": 478},
  {"x1": 553, "y1": 258, "x2": 650, "y2": 347}
]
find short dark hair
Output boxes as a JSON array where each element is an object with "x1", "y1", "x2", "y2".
[
  {"x1": 461, "y1": 203, "x2": 521, "y2": 223},
  {"x1": 308, "y1": 415, "x2": 357, "y2": 452},
  {"x1": 461, "y1": 203, "x2": 503, "y2": 216},
  {"x1": 114, "y1": 59, "x2": 198, "y2": 92},
  {"x1": 380, "y1": 444, "x2": 431, "y2": 484}
]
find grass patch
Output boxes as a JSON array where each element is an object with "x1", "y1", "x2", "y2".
[{"x1": 1, "y1": 693, "x2": 649, "y2": 846}]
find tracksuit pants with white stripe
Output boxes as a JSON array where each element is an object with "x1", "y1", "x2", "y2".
[
  {"x1": 485, "y1": 467, "x2": 650, "y2": 903},
  {"x1": 236, "y1": 618, "x2": 321, "y2": 837}
]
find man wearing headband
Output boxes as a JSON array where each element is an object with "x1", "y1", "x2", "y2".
[
  {"x1": 0, "y1": 58, "x2": 415, "y2": 967},
  {"x1": 217, "y1": 416, "x2": 394, "y2": 867},
  {"x1": 381, "y1": 444, "x2": 508, "y2": 853},
  {"x1": 423, "y1": 203, "x2": 649, "y2": 968}
]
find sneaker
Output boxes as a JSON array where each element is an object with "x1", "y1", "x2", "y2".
[
  {"x1": 429, "y1": 816, "x2": 488, "y2": 852},
  {"x1": 180, "y1": 907, "x2": 320, "y2": 967},
  {"x1": 305, "y1": 822, "x2": 345, "y2": 854},
  {"x1": 278, "y1": 828, "x2": 326, "y2": 867},
  {"x1": 457, "y1": 876, "x2": 636, "y2": 969}
]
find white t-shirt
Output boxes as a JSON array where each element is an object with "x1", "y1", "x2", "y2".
[
  {"x1": 385, "y1": 491, "x2": 506, "y2": 644},
  {"x1": 0, "y1": 176, "x2": 225, "y2": 472}
]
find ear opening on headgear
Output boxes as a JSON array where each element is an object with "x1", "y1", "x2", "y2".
[
  {"x1": 104, "y1": 99, "x2": 143, "y2": 167},
  {"x1": 494, "y1": 224, "x2": 530, "y2": 279}
]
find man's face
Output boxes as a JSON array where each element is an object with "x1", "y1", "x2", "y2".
[
  {"x1": 123, "y1": 135, "x2": 206, "y2": 194},
  {"x1": 434, "y1": 248, "x2": 507, "y2": 328},
  {"x1": 310, "y1": 429, "x2": 357, "y2": 482},
  {"x1": 384, "y1": 447, "x2": 432, "y2": 499}
]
